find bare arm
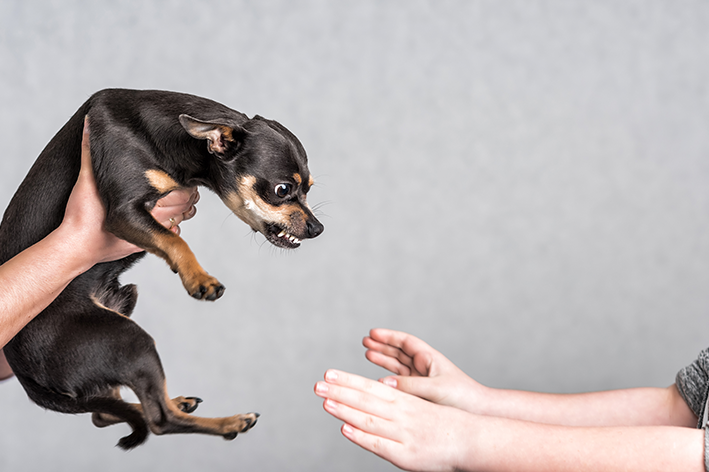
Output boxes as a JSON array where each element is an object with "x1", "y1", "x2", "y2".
[
  {"x1": 0, "y1": 118, "x2": 199, "y2": 378},
  {"x1": 365, "y1": 328, "x2": 697, "y2": 428},
  {"x1": 315, "y1": 369, "x2": 704, "y2": 472}
]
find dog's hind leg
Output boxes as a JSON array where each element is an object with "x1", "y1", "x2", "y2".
[
  {"x1": 84, "y1": 311, "x2": 260, "y2": 441},
  {"x1": 5, "y1": 305, "x2": 164, "y2": 449},
  {"x1": 128, "y1": 373, "x2": 259, "y2": 440},
  {"x1": 92, "y1": 387, "x2": 203, "y2": 427}
]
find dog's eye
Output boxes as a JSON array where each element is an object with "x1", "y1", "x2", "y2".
[{"x1": 274, "y1": 183, "x2": 291, "y2": 198}]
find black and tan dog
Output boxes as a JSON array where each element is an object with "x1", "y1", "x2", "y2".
[{"x1": 0, "y1": 89, "x2": 323, "y2": 449}]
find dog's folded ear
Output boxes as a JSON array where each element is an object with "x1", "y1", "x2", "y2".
[{"x1": 179, "y1": 114, "x2": 247, "y2": 158}]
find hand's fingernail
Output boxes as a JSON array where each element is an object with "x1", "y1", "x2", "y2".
[
  {"x1": 342, "y1": 424, "x2": 353, "y2": 435},
  {"x1": 315, "y1": 382, "x2": 328, "y2": 395},
  {"x1": 325, "y1": 370, "x2": 338, "y2": 382},
  {"x1": 382, "y1": 377, "x2": 397, "y2": 388},
  {"x1": 324, "y1": 399, "x2": 338, "y2": 410}
]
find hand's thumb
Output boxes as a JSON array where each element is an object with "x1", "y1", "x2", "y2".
[{"x1": 380, "y1": 376, "x2": 439, "y2": 402}]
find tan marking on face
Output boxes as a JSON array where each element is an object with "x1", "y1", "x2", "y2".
[
  {"x1": 145, "y1": 170, "x2": 181, "y2": 194},
  {"x1": 293, "y1": 173, "x2": 302, "y2": 185},
  {"x1": 222, "y1": 175, "x2": 307, "y2": 233},
  {"x1": 308, "y1": 175, "x2": 315, "y2": 188}
]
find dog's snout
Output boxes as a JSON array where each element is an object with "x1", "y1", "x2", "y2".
[{"x1": 307, "y1": 219, "x2": 324, "y2": 238}]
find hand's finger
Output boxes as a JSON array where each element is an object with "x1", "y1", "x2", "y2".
[
  {"x1": 369, "y1": 328, "x2": 433, "y2": 359},
  {"x1": 315, "y1": 381, "x2": 393, "y2": 421},
  {"x1": 340, "y1": 423, "x2": 401, "y2": 463},
  {"x1": 315, "y1": 369, "x2": 403, "y2": 421},
  {"x1": 363, "y1": 336, "x2": 417, "y2": 373},
  {"x1": 151, "y1": 187, "x2": 199, "y2": 231},
  {"x1": 181, "y1": 189, "x2": 199, "y2": 221},
  {"x1": 369, "y1": 329, "x2": 440, "y2": 377},
  {"x1": 155, "y1": 187, "x2": 198, "y2": 209},
  {"x1": 379, "y1": 375, "x2": 440, "y2": 402},
  {"x1": 78, "y1": 116, "x2": 96, "y2": 186},
  {"x1": 182, "y1": 202, "x2": 197, "y2": 220},
  {"x1": 190, "y1": 187, "x2": 200, "y2": 204},
  {"x1": 320, "y1": 395, "x2": 397, "y2": 441},
  {"x1": 80, "y1": 116, "x2": 91, "y2": 170},
  {"x1": 324, "y1": 369, "x2": 399, "y2": 401},
  {"x1": 364, "y1": 349, "x2": 412, "y2": 376}
]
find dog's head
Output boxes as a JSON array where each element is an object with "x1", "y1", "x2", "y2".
[{"x1": 179, "y1": 114, "x2": 323, "y2": 249}]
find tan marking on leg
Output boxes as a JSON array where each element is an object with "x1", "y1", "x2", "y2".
[
  {"x1": 90, "y1": 295, "x2": 129, "y2": 318},
  {"x1": 148, "y1": 231, "x2": 224, "y2": 300},
  {"x1": 145, "y1": 169, "x2": 181, "y2": 194},
  {"x1": 142, "y1": 387, "x2": 258, "y2": 438},
  {"x1": 93, "y1": 391, "x2": 201, "y2": 428}
]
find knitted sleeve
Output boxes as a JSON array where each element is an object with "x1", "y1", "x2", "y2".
[
  {"x1": 676, "y1": 348, "x2": 709, "y2": 472},
  {"x1": 676, "y1": 348, "x2": 709, "y2": 426}
]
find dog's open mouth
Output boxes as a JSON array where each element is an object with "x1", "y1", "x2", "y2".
[{"x1": 264, "y1": 223, "x2": 302, "y2": 249}]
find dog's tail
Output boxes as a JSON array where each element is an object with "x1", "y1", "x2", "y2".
[{"x1": 87, "y1": 397, "x2": 150, "y2": 450}]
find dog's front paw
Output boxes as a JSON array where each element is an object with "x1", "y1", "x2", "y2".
[
  {"x1": 183, "y1": 273, "x2": 226, "y2": 301},
  {"x1": 222, "y1": 412, "x2": 260, "y2": 440}
]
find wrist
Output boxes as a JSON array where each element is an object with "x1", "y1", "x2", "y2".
[
  {"x1": 456, "y1": 379, "x2": 497, "y2": 416},
  {"x1": 449, "y1": 410, "x2": 490, "y2": 472},
  {"x1": 44, "y1": 225, "x2": 98, "y2": 277}
]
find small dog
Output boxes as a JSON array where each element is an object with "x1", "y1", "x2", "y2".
[{"x1": 0, "y1": 89, "x2": 323, "y2": 449}]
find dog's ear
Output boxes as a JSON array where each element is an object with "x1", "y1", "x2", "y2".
[{"x1": 179, "y1": 114, "x2": 247, "y2": 157}]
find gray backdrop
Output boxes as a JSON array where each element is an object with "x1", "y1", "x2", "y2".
[{"x1": 2, "y1": 1, "x2": 709, "y2": 471}]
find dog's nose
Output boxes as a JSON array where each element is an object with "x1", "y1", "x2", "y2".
[{"x1": 307, "y1": 219, "x2": 324, "y2": 238}]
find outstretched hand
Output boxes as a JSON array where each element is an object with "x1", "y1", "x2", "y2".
[
  {"x1": 364, "y1": 328, "x2": 484, "y2": 413},
  {"x1": 314, "y1": 369, "x2": 476, "y2": 472}
]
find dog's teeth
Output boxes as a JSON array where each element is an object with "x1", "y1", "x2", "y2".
[{"x1": 278, "y1": 230, "x2": 286, "y2": 237}]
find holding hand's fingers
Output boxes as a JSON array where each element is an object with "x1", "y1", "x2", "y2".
[
  {"x1": 150, "y1": 187, "x2": 200, "y2": 235},
  {"x1": 62, "y1": 118, "x2": 144, "y2": 265},
  {"x1": 63, "y1": 117, "x2": 202, "y2": 268}
]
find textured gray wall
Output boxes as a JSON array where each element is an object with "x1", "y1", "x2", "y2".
[{"x1": 2, "y1": 1, "x2": 709, "y2": 471}]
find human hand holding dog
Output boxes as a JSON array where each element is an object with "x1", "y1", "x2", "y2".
[
  {"x1": 62, "y1": 117, "x2": 199, "y2": 267},
  {"x1": 0, "y1": 117, "x2": 198, "y2": 371}
]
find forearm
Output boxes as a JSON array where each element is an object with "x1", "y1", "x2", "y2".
[
  {"x1": 0, "y1": 227, "x2": 92, "y2": 348},
  {"x1": 470, "y1": 384, "x2": 696, "y2": 428},
  {"x1": 465, "y1": 415, "x2": 704, "y2": 472}
]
